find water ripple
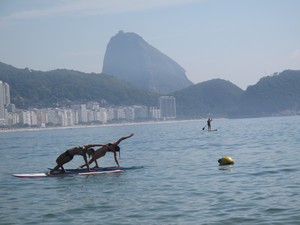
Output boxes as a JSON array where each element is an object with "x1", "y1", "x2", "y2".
[{"x1": 1, "y1": 117, "x2": 300, "y2": 224}]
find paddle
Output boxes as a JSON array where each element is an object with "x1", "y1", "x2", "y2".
[{"x1": 202, "y1": 125, "x2": 206, "y2": 130}]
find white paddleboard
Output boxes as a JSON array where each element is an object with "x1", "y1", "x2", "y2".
[
  {"x1": 208, "y1": 129, "x2": 218, "y2": 132},
  {"x1": 12, "y1": 173, "x2": 49, "y2": 178}
]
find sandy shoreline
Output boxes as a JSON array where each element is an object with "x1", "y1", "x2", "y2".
[{"x1": 0, "y1": 119, "x2": 207, "y2": 133}]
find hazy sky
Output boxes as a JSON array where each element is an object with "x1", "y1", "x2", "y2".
[{"x1": 0, "y1": 0, "x2": 299, "y2": 90}]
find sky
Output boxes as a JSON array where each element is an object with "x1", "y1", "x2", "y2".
[{"x1": 0, "y1": 0, "x2": 299, "y2": 90}]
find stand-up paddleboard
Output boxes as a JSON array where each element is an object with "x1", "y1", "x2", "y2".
[
  {"x1": 78, "y1": 170, "x2": 123, "y2": 175},
  {"x1": 48, "y1": 166, "x2": 143, "y2": 173},
  {"x1": 13, "y1": 173, "x2": 54, "y2": 178},
  {"x1": 12, "y1": 169, "x2": 123, "y2": 178},
  {"x1": 207, "y1": 129, "x2": 218, "y2": 132}
]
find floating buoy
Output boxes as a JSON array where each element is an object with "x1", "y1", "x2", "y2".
[{"x1": 218, "y1": 156, "x2": 234, "y2": 166}]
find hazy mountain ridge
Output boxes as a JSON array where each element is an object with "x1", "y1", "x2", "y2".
[
  {"x1": 236, "y1": 70, "x2": 300, "y2": 117},
  {"x1": 172, "y1": 79, "x2": 244, "y2": 118},
  {"x1": 1, "y1": 62, "x2": 299, "y2": 118},
  {"x1": 0, "y1": 62, "x2": 158, "y2": 109},
  {"x1": 173, "y1": 70, "x2": 300, "y2": 118},
  {"x1": 102, "y1": 31, "x2": 193, "y2": 94}
]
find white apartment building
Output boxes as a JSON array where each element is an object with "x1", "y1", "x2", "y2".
[
  {"x1": 0, "y1": 81, "x2": 10, "y2": 124},
  {"x1": 149, "y1": 107, "x2": 161, "y2": 120},
  {"x1": 159, "y1": 96, "x2": 176, "y2": 119}
]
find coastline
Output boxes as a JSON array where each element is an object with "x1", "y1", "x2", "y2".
[{"x1": 0, "y1": 119, "x2": 207, "y2": 133}]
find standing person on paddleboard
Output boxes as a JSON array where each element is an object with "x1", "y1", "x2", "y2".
[
  {"x1": 48, "y1": 144, "x2": 105, "y2": 175},
  {"x1": 79, "y1": 133, "x2": 134, "y2": 169},
  {"x1": 207, "y1": 118, "x2": 212, "y2": 131}
]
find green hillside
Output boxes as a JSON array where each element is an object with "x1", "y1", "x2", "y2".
[
  {"x1": 172, "y1": 79, "x2": 244, "y2": 118},
  {"x1": 0, "y1": 62, "x2": 158, "y2": 109},
  {"x1": 237, "y1": 70, "x2": 300, "y2": 117}
]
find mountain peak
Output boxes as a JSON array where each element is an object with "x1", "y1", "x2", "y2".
[{"x1": 102, "y1": 31, "x2": 193, "y2": 94}]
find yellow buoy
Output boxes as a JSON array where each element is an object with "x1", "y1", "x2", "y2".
[{"x1": 218, "y1": 156, "x2": 234, "y2": 166}]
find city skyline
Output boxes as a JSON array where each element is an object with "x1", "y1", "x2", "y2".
[{"x1": 0, "y1": 80, "x2": 177, "y2": 128}]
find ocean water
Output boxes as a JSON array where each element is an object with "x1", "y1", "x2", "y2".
[{"x1": 0, "y1": 116, "x2": 300, "y2": 225}]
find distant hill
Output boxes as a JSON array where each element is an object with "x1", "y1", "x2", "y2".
[
  {"x1": 102, "y1": 31, "x2": 193, "y2": 94},
  {"x1": 172, "y1": 70, "x2": 300, "y2": 118},
  {"x1": 172, "y1": 79, "x2": 244, "y2": 118},
  {"x1": 1, "y1": 62, "x2": 299, "y2": 118},
  {"x1": 0, "y1": 62, "x2": 158, "y2": 109},
  {"x1": 237, "y1": 70, "x2": 300, "y2": 117}
]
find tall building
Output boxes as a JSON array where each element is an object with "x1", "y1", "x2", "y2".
[
  {"x1": 0, "y1": 82, "x2": 4, "y2": 120},
  {"x1": 0, "y1": 81, "x2": 10, "y2": 123},
  {"x1": 159, "y1": 96, "x2": 176, "y2": 119},
  {"x1": 71, "y1": 104, "x2": 88, "y2": 123}
]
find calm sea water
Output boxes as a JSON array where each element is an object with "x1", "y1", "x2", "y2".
[{"x1": 0, "y1": 116, "x2": 300, "y2": 225}]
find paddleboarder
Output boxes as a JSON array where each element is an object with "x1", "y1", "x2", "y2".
[
  {"x1": 207, "y1": 118, "x2": 212, "y2": 131},
  {"x1": 79, "y1": 133, "x2": 134, "y2": 168},
  {"x1": 48, "y1": 144, "x2": 105, "y2": 175}
]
